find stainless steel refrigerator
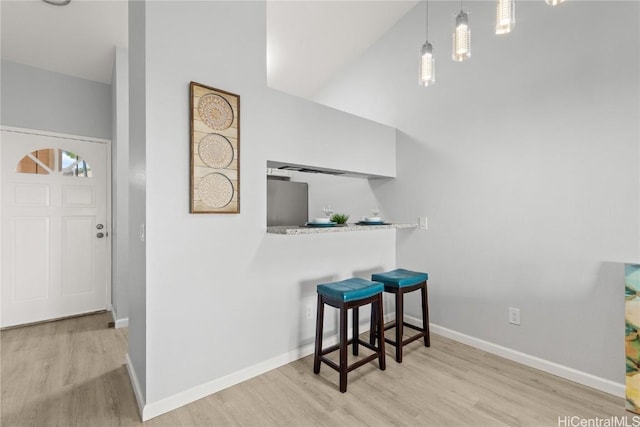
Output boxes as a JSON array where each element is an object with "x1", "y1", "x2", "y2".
[{"x1": 267, "y1": 178, "x2": 308, "y2": 226}]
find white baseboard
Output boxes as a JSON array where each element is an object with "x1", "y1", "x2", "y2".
[
  {"x1": 114, "y1": 316, "x2": 129, "y2": 328},
  {"x1": 142, "y1": 343, "x2": 314, "y2": 420},
  {"x1": 125, "y1": 353, "x2": 146, "y2": 418},
  {"x1": 129, "y1": 312, "x2": 623, "y2": 422},
  {"x1": 108, "y1": 305, "x2": 129, "y2": 329},
  {"x1": 116, "y1": 318, "x2": 129, "y2": 328},
  {"x1": 422, "y1": 319, "x2": 625, "y2": 398},
  {"x1": 140, "y1": 338, "x2": 334, "y2": 420},
  {"x1": 137, "y1": 314, "x2": 393, "y2": 421}
]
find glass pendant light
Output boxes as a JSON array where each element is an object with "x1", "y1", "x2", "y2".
[
  {"x1": 452, "y1": 4, "x2": 470, "y2": 61},
  {"x1": 420, "y1": 42, "x2": 435, "y2": 86},
  {"x1": 496, "y1": 0, "x2": 515, "y2": 35},
  {"x1": 419, "y1": 1, "x2": 435, "y2": 86},
  {"x1": 545, "y1": 0, "x2": 565, "y2": 5}
]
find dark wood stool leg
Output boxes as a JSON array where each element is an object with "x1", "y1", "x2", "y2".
[
  {"x1": 339, "y1": 305, "x2": 348, "y2": 393},
  {"x1": 369, "y1": 303, "x2": 377, "y2": 346},
  {"x1": 395, "y1": 289, "x2": 404, "y2": 363},
  {"x1": 375, "y1": 294, "x2": 386, "y2": 371},
  {"x1": 421, "y1": 283, "x2": 430, "y2": 347},
  {"x1": 313, "y1": 295, "x2": 324, "y2": 374},
  {"x1": 352, "y1": 306, "x2": 359, "y2": 356}
]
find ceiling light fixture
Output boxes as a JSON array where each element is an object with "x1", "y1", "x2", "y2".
[
  {"x1": 452, "y1": 1, "x2": 470, "y2": 61},
  {"x1": 42, "y1": 0, "x2": 71, "y2": 6},
  {"x1": 419, "y1": 0, "x2": 435, "y2": 87},
  {"x1": 496, "y1": 0, "x2": 515, "y2": 35},
  {"x1": 545, "y1": 0, "x2": 566, "y2": 5}
]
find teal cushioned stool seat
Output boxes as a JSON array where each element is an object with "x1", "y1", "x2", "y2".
[
  {"x1": 372, "y1": 268, "x2": 428, "y2": 288},
  {"x1": 370, "y1": 268, "x2": 429, "y2": 363},
  {"x1": 314, "y1": 278, "x2": 386, "y2": 393},
  {"x1": 317, "y1": 277, "x2": 384, "y2": 302}
]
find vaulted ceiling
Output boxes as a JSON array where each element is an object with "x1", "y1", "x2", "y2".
[
  {"x1": 266, "y1": 1, "x2": 417, "y2": 98},
  {"x1": 1, "y1": 0, "x2": 128, "y2": 84},
  {"x1": 0, "y1": 0, "x2": 415, "y2": 96}
]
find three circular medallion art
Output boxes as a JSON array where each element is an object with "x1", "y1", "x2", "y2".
[{"x1": 195, "y1": 89, "x2": 237, "y2": 210}]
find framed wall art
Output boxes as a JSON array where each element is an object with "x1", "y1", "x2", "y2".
[{"x1": 190, "y1": 81, "x2": 240, "y2": 213}]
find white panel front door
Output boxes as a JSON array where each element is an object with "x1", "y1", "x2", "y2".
[{"x1": 1, "y1": 129, "x2": 109, "y2": 328}]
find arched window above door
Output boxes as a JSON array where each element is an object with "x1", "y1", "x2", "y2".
[{"x1": 15, "y1": 148, "x2": 92, "y2": 177}]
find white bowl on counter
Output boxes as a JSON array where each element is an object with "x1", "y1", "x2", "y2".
[
  {"x1": 312, "y1": 217, "x2": 331, "y2": 224},
  {"x1": 363, "y1": 217, "x2": 382, "y2": 222}
]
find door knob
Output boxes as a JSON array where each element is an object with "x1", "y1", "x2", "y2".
[{"x1": 97, "y1": 232, "x2": 105, "y2": 238}]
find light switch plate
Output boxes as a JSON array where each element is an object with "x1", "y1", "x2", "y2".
[
  {"x1": 508, "y1": 307, "x2": 520, "y2": 325},
  {"x1": 419, "y1": 217, "x2": 428, "y2": 230}
]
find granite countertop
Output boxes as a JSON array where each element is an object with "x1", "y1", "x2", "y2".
[{"x1": 266, "y1": 223, "x2": 417, "y2": 235}]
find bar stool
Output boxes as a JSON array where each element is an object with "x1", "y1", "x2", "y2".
[
  {"x1": 370, "y1": 268, "x2": 429, "y2": 363},
  {"x1": 314, "y1": 277, "x2": 386, "y2": 392}
]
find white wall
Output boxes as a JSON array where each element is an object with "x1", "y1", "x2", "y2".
[
  {"x1": 127, "y1": 0, "x2": 148, "y2": 400},
  {"x1": 131, "y1": 1, "x2": 398, "y2": 415},
  {"x1": 1, "y1": 60, "x2": 111, "y2": 140},
  {"x1": 289, "y1": 170, "x2": 391, "y2": 223},
  {"x1": 315, "y1": 0, "x2": 640, "y2": 385},
  {"x1": 111, "y1": 47, "x2": 129, "y2": 326}
]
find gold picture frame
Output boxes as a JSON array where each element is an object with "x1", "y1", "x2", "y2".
[{"x1": 190, "y1": 81, "x2": 240, "y2": 213}]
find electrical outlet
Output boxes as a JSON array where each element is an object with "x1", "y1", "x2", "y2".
[
  {"x1": 419, "y1": 217, "x2": 428, "y2": 230},
  {"x1": 305, "y1": 303, "x2": 314, "y2": 320},
  {"x1": 139, "y1": 223, "x2": 145, "y2": 242},
  {"x1": 508, "y1": 307, "x2": 520, "y2": 325}
]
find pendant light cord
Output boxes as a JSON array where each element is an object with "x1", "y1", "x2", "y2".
[{"x1": 425, "y1": 0, "x2": 429, "y2": 40}]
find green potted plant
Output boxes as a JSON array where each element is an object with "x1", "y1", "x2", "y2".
[{"x1": 330, "y1": 213, "x2": 350, "y2": 225}]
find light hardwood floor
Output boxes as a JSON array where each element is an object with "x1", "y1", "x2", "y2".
[{"x1": 1, "y1": 312, "x2": 630, "y2": 426}]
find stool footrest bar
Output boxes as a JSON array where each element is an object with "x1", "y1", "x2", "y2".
[
  {"x1": 402, "y1": 332, "x2": 426, "y2": 346},
  {"x1": 403, "y1": 322, "x2": 423, "y2": 332},
  {"x1": 321, "y1": 343, "x2": 341, "y2": 356},
  {"x1": 355, "y1": 339, "x2": 379, "y2": 353},
  {"x1": 383, "y1": 322, "x2": 396, "y2": 332},
  {"x1": 320, "y1": 353, "x2": 380, "y2": 373},
  {"x1": 347, "y1": 354, "x2": 379, "y2": 372},
  {"x1": 321, "y1": 357, "x2": 340, "y2": 372},
  {"x1": 321, "y1": 338, "x2": 378, "y2": 358}
]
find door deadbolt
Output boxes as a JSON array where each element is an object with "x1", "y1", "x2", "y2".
[{"x1": 96, "y1": 224, "x2": 104, "y2": 230}]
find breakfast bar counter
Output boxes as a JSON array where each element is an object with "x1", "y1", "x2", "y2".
[{"x1": 266, "y1": 223, "x2": 417, "y2": 235}]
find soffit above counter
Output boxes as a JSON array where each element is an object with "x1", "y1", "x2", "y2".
[{"x1": 267, "y1": 160, "x2": 394, "y2": 180}]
